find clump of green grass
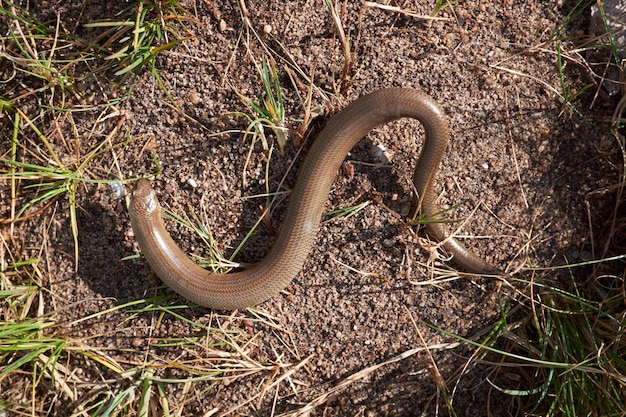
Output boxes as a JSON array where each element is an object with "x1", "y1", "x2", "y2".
[
  {"x1": 85, "y1": 0, "x2": 195, "y2": 99},
  {"x1": 0, "y1": 0, "x2": 189, "y2": 266},
  {"x1": 0, "y1": 249, "x2": 263, "y2": 415},
  {"x1": 431, "y1": 271, "x2": 625, "y2": 416},
  {"x1": 229, "y1": 56, "x2": 289, "y2": 188},
  {"x1": 233, "y1": 57, "x2": 288, "y2": 151},
  {"x1": 0, "y1": 2, "x2": 94, "y2": 104},
  {"x1": 1, "y1": 107, "x2": 136, "y2": 266},
  {"x1": 500, "y1": 275, "x2": 624, "y2": 415},
  {"x1": 0, "y1": 286, "x2": 257, "y2": 415}
]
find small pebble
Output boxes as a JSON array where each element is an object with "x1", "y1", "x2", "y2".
[
  {"x1": 189, "y1": 90, "x2": 201, "y2": 105},
  {"x1": 110, "y1": 181, "x2": 125, "y2": 198},
  {"x1": 370, "y1": 143, "x2": 391, "y2": 164},
  {"x1": 187, "y1": 178, "x2": 198, "y2": 188}
]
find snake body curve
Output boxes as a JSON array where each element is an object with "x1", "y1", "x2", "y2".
[{"x1": 129, "y1": 88, "x2": 500, "y2": 310}]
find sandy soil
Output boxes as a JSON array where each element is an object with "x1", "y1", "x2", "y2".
[{"x1": 1, "y1": 0, "x2": 619, "y2": 415}]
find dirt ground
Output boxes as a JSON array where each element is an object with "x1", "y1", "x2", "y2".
[{"x1": 1, "y1": 0, "x2": 619, "y2": 415}]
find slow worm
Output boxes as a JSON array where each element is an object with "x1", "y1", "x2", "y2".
[{"x1": 129, "y1": 88, "x2": 501, "y2": 310}]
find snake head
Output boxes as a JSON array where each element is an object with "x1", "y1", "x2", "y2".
[{"x1": 132, "y1": 179, "x2": 160, "y2": 216}]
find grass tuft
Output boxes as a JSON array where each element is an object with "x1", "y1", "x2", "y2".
[
  {"x1": 431, "y1": 270, "x2": 626, "y2": 416},
  {"x1": 84, "y1": 0, "x2": 195, "y2": 102},
  {"x1": 229, "y1": 56, "x2": 290, "y2": 189}
]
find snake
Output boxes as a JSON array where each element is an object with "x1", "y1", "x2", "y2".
[{"x1": 129, "y1": 88, "x2": 501, "y2": 310}]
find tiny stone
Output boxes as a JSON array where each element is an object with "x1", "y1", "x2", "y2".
[
  {"x1": 189, "y1": 90, "x2": 201, "y2": 104},
  {"x1": 110, "y1": 182, "x2": 125, "y2": 198},
  {"x1": 369, "y1": 143, "x2": 391, "y2": 164},
  {"x1": 187, "y1": 178, "x2": 198, "y2": 188}
]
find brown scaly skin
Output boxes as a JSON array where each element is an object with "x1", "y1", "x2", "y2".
[{"x1": 129, "y1": 88, "x2": 502, "y2": 310}]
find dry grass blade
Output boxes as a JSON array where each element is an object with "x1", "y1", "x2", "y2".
[
  {"x1": 276, "y1": 344, "x2": 459, "y2": 417},
  {"x1": 217, "y1": 354, "x2": 313, "y2": 416},
  {"x1": 324, "y1": 0, "x2": 353, "y2": 94},
  {"x1": 362, "y1": 1, "x2": 449, "y2": 21}
]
